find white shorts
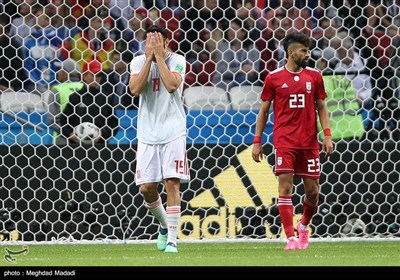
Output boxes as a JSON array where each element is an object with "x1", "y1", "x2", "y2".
[{"x1": 135, "y1": 135, "x2": 190, "y2": 185}]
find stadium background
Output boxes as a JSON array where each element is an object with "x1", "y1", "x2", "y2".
[{"x1": 0, "y1": 0, "x2": 399, "y2": 243}]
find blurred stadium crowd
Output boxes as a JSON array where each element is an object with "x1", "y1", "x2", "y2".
[{"x1": 0, "y1": 0, "x2": 399, "y2": 141}]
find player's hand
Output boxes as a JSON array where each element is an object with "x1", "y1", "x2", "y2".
[
  {"x1": 322, "y1": 137, "x2": 334, "y2": 158},
  {"x1": 145, "y1": 33, "x2": 155, "y2": 60},
  {"x1": 153, "y1": 32, "x2": 167, "y2": 61},
  {"x1": 252, "y1": 143, "x2": 264, "y2": 162}
]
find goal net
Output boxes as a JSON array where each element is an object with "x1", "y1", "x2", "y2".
[{"x1": 0, "y1": 1, "x2": 399, "y2": 243}]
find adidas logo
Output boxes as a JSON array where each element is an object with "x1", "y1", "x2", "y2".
[
  {"x1": 179, "y1": 147, "x2": 279, "y2": 239},
  {"x1": 281, "y1": 83, "x2": 289, "y2": 88}
]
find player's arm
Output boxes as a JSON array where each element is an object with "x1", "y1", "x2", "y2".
[
  {"x1": 153, "y1": 32, "x2": 182, "y2": 93},
  {"x1": 129, "y1": 58, "x2": 152, "y2": 96},
  {"x1": 157, "y1": 61, "x2": 182, "y2": 93},
  {"x1": 316, "y1": 98, "x2": 334, "y2": 158},
  {"x1": 129, "y1": 33, "x2": 155, "y2": 96},
  {"x1": 252, "y1": 100, "x2": 271, "y2": 162}
]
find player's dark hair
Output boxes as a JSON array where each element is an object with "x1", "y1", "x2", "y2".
[
  {"x1": 146, "y1": 24, "x2": 168, "y2": 40},
  {"x1": 282, "y1": 31, "x2": 311, "y2": 54}
]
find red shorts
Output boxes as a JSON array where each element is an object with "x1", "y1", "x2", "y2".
[{"x1": 274, "y1": 148, "x2": 320, "y2": 179}]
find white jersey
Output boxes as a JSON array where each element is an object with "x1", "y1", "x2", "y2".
[{"x1": 130, "y1": 53, "x2": 187, "y2": 144}]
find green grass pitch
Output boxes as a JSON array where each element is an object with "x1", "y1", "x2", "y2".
[{"x1": 1, "y1": 240, "x2": 400, "y2": 267}]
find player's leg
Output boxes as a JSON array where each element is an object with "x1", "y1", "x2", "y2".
[
  {"x1": 297, "y1": 178, "x2": 319, "y2": 249},
  {"x1": 135, "y1": 141, "x2": 168, "y2": 251},
  {"x1": 275, "y1": 148, "x2": 299, "y2": 250},
  {"x1": 278, "y1": 173, "x2": 299, "y2": 250},
  {"x1": 141, "y1": 182, "x2": 169, "y2": 251},
  {"x1": 295, "y1": 149, "x2": 321, "y2": 249},
  {"x1": 160, "y1": 136, "x2": 190, "y2": 253},
  {"x1": 163, "y1": 178, "x2": 181, "y2": 253}
]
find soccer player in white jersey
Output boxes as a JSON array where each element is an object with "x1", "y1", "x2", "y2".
[{"x1": 128, "y1": 25, "x2": 190, "y2": 253}]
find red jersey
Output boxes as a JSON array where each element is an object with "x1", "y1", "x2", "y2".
[{"x1": 261, "y1": 66, "x2": 327, "y2": 149}]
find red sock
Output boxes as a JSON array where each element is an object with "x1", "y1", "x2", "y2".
[
  {"x1": 278, "y1": 195, "x2": 294, "y2": 238},
  {"x1": 301, "y1": 198, "x2": 318, "y2": 226}
]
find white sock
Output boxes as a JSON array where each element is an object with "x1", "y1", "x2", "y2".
[
  {"x1": 299, "y1": 223, "x2": 308, "y2": 230},
  {"x1": 166, "y1": 205, "x2": 181, "y2": 245},
  {"x1": 145, "y1": 197, "x2": 168, "y2": 229}
]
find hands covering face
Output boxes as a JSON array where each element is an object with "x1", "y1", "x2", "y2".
[{"x1": 145, "y1": 32, "x2": 167, "y2": 61}]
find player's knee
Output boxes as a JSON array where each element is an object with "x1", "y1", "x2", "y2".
[{"x1": 140, "y1": 184, "x2": 158, "y2": 199}]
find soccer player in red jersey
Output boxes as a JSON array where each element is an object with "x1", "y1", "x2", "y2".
[{"x1": 252, "y1": 31, "x2": 334, "y2": 250}]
